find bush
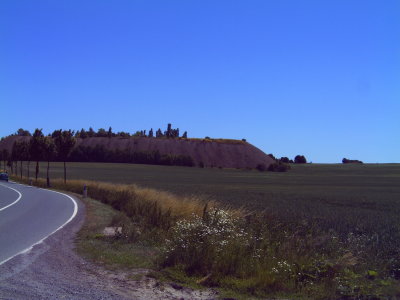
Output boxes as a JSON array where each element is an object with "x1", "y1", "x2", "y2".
[
  {"x1": 279, "y1": 157, "x2": 289, "y2": 163},
  {"x1": 294, "y1": 155, "x2": 307, "y2": 164},
  {"x1": 256, "y1": 163, "x2": 267, "y2": 172},
  {"x1": 342, "y1": 158, "x2": 363, "y2": 164},
  {"x1": 163, "y1": 209, "x2": 255, "y2": 276},
  {"x1": 267, "y1": 162, "x2": 291, "y2": 172}
]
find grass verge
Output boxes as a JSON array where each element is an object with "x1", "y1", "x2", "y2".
[{"x1": 75, "y1": 195, "x2": 157, "y2": 270}]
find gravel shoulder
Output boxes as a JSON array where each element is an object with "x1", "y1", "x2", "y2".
[{"x1": 0, "y1": 195, "x2": 217, "y2": 300}]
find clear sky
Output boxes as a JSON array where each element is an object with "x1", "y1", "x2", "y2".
[{"x1": 1, "y1": 0, "x2": 399, "y2": 163}]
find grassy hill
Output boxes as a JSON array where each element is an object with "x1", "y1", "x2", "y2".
[{"x1": 0, "y1": 135, "x2": 275, "y2": 169}]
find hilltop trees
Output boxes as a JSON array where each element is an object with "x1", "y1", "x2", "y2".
[
  {"x1": 164, "y1": 123, "x2": 180, "y2": 138},
  {"x1": 96, "y1": 128, "x2": 108, "y2": 137},
  {"x1": 156, "y1": 128, "x2": 163, "y2": 137},
  {"x1": 16, "y1": 128, "x2": 31, "y2": 136},
  {"x1": 42, "y1": 124, "x2": 188, "y2": 140},
  {"x1": 52, "y1": 130, "x2": 76, "y2": 183},
  {"x1": 88, "y1": 127, "x2": 95, "y2": 137}
]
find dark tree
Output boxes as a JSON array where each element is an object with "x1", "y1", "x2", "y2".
[
  {"x1": 97, "y1": 128, "x2": 107, "y2": 137},
  {"x1": 267, "y1": 162, "x2": 291, "y2": 172},
  {"x1": 256, "y1": 163, "x2": 267, "y2": 172},
  {"x1": 1, "y1": 149, "x2": 9, "y2": 172},
  {"x1": 43, "y1": 137, "x2": 56, "y2": 187},
  {"x1": 133, "y1": 131, "x2": 141, "y2": 137},
  {"x1": 117, "y1": 131, "x2": 130, "y2": 137},
  {"x1": 294, "y1": 155, "x2": 307, "y2": 164},
  {"x1": 3, "y1": 149, "x2": 9, "y2": 172},
  {"x1": 0, "y1": 150, "x2": 3, "y2": 171},
  {"x1": 182, "y1": 131, "x2": 187, "y2": 139},
  {"x1": 18, "y1": 141, "x2": 30, "y2": 178},
  {"x1": 29, "y1": 129, "x2": 46, "y2": 180},
  {"x1": 79, "y1": 128, "x2": 88, "y2": 138},
  {"x1": 107, "y1": 127, "x2": 113, "y2": 138},
  {"x1": 11, "y1": 141, "x2": 19, "y2": 175},
  {"x1": 88, "y1": 127, "x2": 95, "y2": 137},
  {"x1": 156, "y1": 128, "x2": 163, "y2": 138},
  {"x1": 148, "y1": 128, "x2": 154, "y2": 138},
  {"x1": 166, "y1": 123, "x2": 172, "y2": 138},
  {"x1": 52, "y1": 130, "x2": 76, "y2": 183},
  {"x1": 16, "y1": 128, "x2": 31, "y2": 136},
  {"x1": 280, "y1": 157, "x2": 290, "y2": 163}
]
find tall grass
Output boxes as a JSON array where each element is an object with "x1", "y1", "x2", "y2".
[{"x1": 12, "y1": 176, "x2": 209, "y2": 231}]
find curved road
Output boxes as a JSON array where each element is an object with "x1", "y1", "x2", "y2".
[
  {"x1": 0, "y1": 181, "x2": 215, "y2": 299},
  {"x1": 0, "y1": 181, "x2": 77, "y2": 265}
]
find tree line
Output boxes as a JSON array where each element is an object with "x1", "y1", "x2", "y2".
[
  {"x1": 268, "y1": 154, "x2": 308, "y2": 164},
  {"x1": 5, "y1": 124, "x2": 188, "y2": 140},
  {"x1": 2, "y1": 129, "x2": 76, "y2": 186},
  {"x1": 2, "y1": 128, "x2": 195, "y2": 186}
]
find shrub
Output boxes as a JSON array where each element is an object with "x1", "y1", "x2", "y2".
[
  {"x1": 267, "y1": 162, "x2": 291, "y2": 172},
  {"x1": 163, "y1": 209, "x2": 255, "y2": 276},
  {"x1": 256, "y1": 163, "x2": 267, "y2": 172},
  {"x1": 279, "y1": 157, "x2": 289, "y2": 163},
  {"x1": 342, "y1": 158, "x2": 363, "y2": 164},
  {"x1": 294, "y1": 155, "x2": 307, "y2": 164}
]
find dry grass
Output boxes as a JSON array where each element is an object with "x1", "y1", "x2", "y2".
[
  {"x1": 184, "y1": 137, "x2": 246, "y2": 145},
  {"x1": 11, "y1": 176, "x2": 217, "y2": 228}
]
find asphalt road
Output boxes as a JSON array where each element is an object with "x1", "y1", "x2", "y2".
[
  {"x1": 0, "y1": 181, "x2": 77, "y2": 265},
  {"x1": 0, "y1": 181, "x2": 216, "y2": 299}
]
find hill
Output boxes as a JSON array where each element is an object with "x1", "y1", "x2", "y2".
[{"x1": 0, "y1": 135, "x2": 274, "y2": 169}]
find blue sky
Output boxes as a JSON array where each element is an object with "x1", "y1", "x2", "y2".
[{"x1": 1, "y1": 0, "x2": 399, "y2": 163}]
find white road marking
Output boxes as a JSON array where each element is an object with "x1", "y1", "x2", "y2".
[
  {"x1": 0, "y1": 183, "x2": 78, "y2": 266},
  {"x1": 0, "y1": 183, "x2": 22, "y2": 211}
]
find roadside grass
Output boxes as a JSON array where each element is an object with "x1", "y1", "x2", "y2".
[
  {"x1": 9, "y1": 163, "x2": 400, "y2": 299},
  {"x1": 75, "y1": 196, "x2": 157, "y2": 270}
]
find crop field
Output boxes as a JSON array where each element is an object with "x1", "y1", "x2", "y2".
[
  {"x1": 12, "y1": 162, "x2": 400, "y2": 298},
  {"x1": 19, "y1": 162, "x2": 400, "y2": 233}
]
